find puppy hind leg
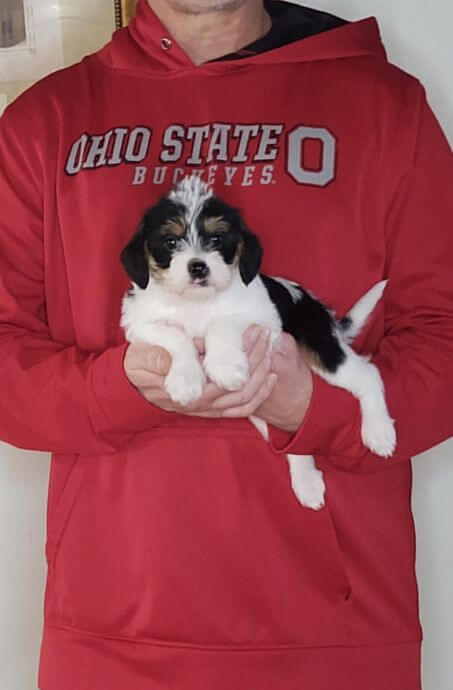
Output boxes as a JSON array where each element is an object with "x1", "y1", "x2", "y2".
[
  {"x1": 359, "y1": 383, "x2": 396, "y2": 458},
  {"x1": 287, "y1": 454, "x2": 325, "y2": 510},
  {"x1": 249, "y1": 415, "x2": 269, "y2": 441},
  {"x1": 250, "y1": 417, "x2": 325, "y2": 510},
  {"x1": 319, "y1": 343, "x2": 396, "y2": 458}
]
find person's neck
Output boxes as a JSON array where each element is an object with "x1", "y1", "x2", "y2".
[{"x1": 147, "y1": 0, "x2": 272, "y2": 65}]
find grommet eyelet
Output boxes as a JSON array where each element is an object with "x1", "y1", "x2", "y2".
[{"x1": 161, "y1": 37, "x2": 172, "y2": 50}]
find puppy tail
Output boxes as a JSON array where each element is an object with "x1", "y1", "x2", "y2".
[{"x1": 340, "y1": 280, "x2": 387, "y2": 342}]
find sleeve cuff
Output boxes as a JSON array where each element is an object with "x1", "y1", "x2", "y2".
[
  {"x1": 269, "y1": 373, "x2": 361, "y2": 457},
  {"x1": 89, "y1": 343, "x2": 175, "y2": 435}
]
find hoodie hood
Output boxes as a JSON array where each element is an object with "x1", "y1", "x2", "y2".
[{"x1": 97, "y1": 0, "x2": 387, "y2": 76}]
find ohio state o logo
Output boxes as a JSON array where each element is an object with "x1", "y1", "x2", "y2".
[{"x1": 287, "y1": 126, "x2": 336, "y2": 187}]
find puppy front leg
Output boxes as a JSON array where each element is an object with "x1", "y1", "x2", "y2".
[
  {"x1": 127, "y1": 321, "x2": 206, "y2": 406},
  {"x1": 204, "y1": 318, "x2": 250, "y2": 391}
]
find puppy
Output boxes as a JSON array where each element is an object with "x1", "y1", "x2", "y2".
[{"x1": 120, "y1": 175, "x2": 396, "y2": 509}]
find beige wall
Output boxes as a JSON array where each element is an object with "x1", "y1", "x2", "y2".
[
  {"x1": 60, "y1": 0, "x2": 116, "y2": 67},
  {"x1": 0, "y1": 3, "x2": 117, "y2": 686},
  {"x1": 0, "y1": 0, "x2": 115, "y2": 112}
]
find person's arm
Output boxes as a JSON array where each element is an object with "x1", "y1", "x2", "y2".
[
  {"x1": 0, "y1": 109, "x2": 178, "y2": 455},
  {"x1": 267, "y1": 86, "x2": 453, "y2": 472},
  {"x1": 0, "y1": 106, "x2": 277, "y2": 455}
]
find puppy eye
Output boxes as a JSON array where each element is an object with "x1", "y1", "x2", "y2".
[
  {"x1": 210, "y1": 234, "x2": 224, "y2": 248},
  {"x1": 163, "y1": 236, "x2": 178, "y2": 250}
]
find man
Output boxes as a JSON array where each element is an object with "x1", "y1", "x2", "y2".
[{"x1": 0, "y1": 0, "x2": 452, "y2": 688}]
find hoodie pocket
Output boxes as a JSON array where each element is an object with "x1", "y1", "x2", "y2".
[
  {"x1": 47, "y1": 427, "x2": 352, "y2": 648},
  {"x1": 45, "y1": 453, "x2": 87, "y2": 572}
]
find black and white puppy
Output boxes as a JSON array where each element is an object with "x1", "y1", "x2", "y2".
[{"x1": 120, "y1": 175, "x2": 396, "y2": 509}]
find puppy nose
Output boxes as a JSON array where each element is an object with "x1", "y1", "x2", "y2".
[{"x1": 188, "y1": 260, "x2": 209, "y2": 279}]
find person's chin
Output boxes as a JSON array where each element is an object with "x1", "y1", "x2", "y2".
[{"x1": 164, "y1": 0, "x2": 245, "y2": 15}]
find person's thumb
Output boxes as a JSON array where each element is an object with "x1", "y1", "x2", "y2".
[
  {"x1": 271, "y1": 333, "x2": 297, "y2": 372},
  {"x1": 146, "y1": 346, "x2": 172, "y2": 375}
]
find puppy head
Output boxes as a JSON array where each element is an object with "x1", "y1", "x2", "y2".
[{"x1": 121, "y1": 175, "x2": 263, "y2": 299}]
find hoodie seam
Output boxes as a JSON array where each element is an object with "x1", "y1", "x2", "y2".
[
  {"x1": 46, "y1": 624, "x2": 422, "y2": 652},
  {"x1": 90, "y1": 51, "x2": 383, "y2": 81}
]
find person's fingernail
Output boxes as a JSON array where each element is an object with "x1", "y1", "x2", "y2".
[
  {"x1": 155, "y1": 351, "x2": 164, "y2": 374},
  {"x1": 268, "y1": 373, "x2": 278, "y2": 386},
  {"x1": 250, "y1": 325, "x2": 262, "y2": 341}
]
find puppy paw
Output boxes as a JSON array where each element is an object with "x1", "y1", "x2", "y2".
[
  {"x1": 204, "y1": 349, "x2": 249, "y2": 391},
  {"x1": 361, "y1": 412, "x2": 396, "y2": 458},
  {"x1": 289, "y1": 466, "x2": 326, "y2": 511},
  {"x1": 165, "y1": 363, "x2": 206, "y2": 406}
]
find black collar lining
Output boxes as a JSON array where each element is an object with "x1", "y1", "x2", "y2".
[{"x1": 209, "y1": 1, "x2": 347, "y2": 62}]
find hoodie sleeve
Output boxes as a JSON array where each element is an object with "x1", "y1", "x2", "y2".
[
  {"x1": 0, "y1": 108, "x2": 173, "y2": 455},
  {"x1": 270, "y1": 85, "x2": 453, "y2": 472}
]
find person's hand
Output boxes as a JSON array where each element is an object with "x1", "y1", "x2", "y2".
[
  {"x1": 123, "y1": 326, "x2": 277, "y2": 417},
  {"x1": 124, "y1": 342, "x2": 173, "y2": 409},
  {"x1": 253, "y1": 333, "x2": 313, "y2": 433}
]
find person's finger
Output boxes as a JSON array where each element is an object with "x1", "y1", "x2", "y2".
[
  {"x1": 181, "y1": 381, "x2": 228, "y2": 411},
  {"x1": 211, "y1": 341, "x2": 272, "y2": 410},
  {"x1": 194, "y1": 337, "x2": 205, "y2": 355},
  {"x1": 168, "y1": 364, "x2": 277, "y2": 419},
  {"x1": 248, "y1": 328, "x2": 271, "y2": 373},
  {"x1": 273, "y1": 332, "x2": 297, "y2": 358},
  {"x1": 243, "y1": 324, "x2": 263, "y2": 353},
  {"x1": 150, "y1": 347, "x2": 172, "y2": 376},
  {"x1": 221, "y1": 373, "x2": 278, "y2": 418},
  {"x1": 138, "y1": 387, "x2": 171, "y2": 407},
  {"x1": 184, "y1": 331, "x2": 271, "y2": 411},
  {"x1": 127, "y1": 343, "x2": 172, "y2": 377},
  {"x1": 130, "y1": 371, "x2": 167, "y2": 390},
  {"x1": 184, "y1": 406, "x2": 223, "y2": 418},
  {"x1": 180, "y1": 338, "x2": 272, "y2": 414}
]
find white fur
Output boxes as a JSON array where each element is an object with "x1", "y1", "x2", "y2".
[
  {"x1": 122, "y1": 271, "x2": 282, "y2": 343},
  {"x1": 169, "y1": 175, "x2": 213, "y2": 246},
  {"x1": 121, "y1": 270, "x2": 282, "y2": 406},
  {"x1": 122, "y1": 272, "x2": 395, "y2": 508},
  {"x1": 342, "y1": 280, "x2": 387, "y2": 342},
  {"x1": 160, "y1": 247, "x2": 232, "y2": 297},
  {"x1": 318, "y1": 342, "x2": 395, "y2": 457},
  {"x1": 204, "y1": 318, "x2": 250, "y2": 390},
  {"x1": 287, "y1": 454, "x2": 326, "y2": 510}
]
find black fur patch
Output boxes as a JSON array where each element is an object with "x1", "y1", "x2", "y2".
[
  {"x1": 261, "y1": 276, "x2": 346, "y2": 372},
  {"x1": 121, "y1": 198, "x2": 186, "y2": 287},
  {"x1": 120, "y1": 224, "x2": 149, "y2": 289},
  {"x1": 197, "y1": 198, "x2": 241, "y2": 265}
]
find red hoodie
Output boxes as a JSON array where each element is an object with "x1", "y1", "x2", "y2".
[{"x1": 0, "y1": 1, "x2": 452, "y2": 688}]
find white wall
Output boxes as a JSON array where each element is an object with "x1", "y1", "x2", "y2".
[{"x1": 0, "y1": 1, "x2": 452, "y2": 688}]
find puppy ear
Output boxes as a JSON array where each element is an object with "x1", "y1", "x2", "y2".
[
  {"x1": 120, "y1": 222, "x2": 149, "y2": 289},
  {"x1": 239, "y1": 223, "x2": 263, "y2": 285}
]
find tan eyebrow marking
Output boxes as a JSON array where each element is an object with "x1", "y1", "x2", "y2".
[
  {"x1": 297, "y1": 343, "x2": 327, "y2": 372},
  {"x1": 203, "y1": 216, "x2": 230, "y2": 234},
  {"x1": 160, "y1": 217, "x2": 186, "y2": 237}
]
